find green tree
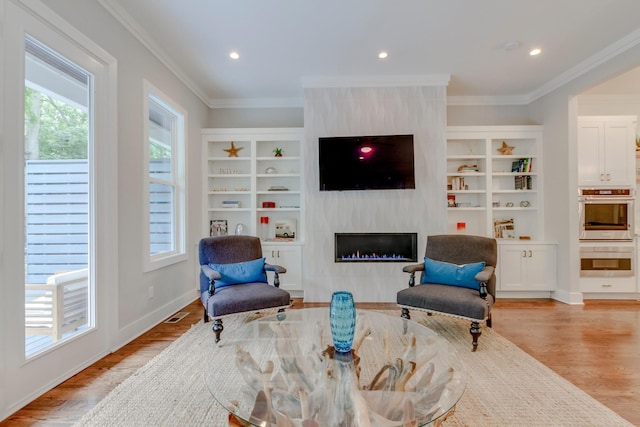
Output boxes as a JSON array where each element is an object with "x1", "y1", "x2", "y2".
[{"x1": 24, "y1": 87, "x2": 88, "y2": 160}]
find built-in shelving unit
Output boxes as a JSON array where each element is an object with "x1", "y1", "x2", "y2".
[
  {"x1": 446, "y1": 126, "x2": 544, "y2": 241},
  {"x1": 447, "y1": 126, "x2": 555, "y2": 294},
  {"x1": 202, "y1": 128, "x2": 304, "y2": 292}
]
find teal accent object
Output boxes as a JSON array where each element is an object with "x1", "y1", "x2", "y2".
[
  {"x1": 209, "y1": 257, "x2": 267, "y2": 288},
  {"x1": 421, "y1": 257, "x2": 485, "y2": 290},
  {"x1": 330, "y1": 291, "x2": 356, "y2": 353}
]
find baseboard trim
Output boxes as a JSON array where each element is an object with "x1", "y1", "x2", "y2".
[{"x1": 111, "y1": 290, "x2": 198, "y2": 352}]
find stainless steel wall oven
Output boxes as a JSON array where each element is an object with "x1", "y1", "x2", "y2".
[{"x1": 578, "y1": 188, "x2": 634, "y2": 241}]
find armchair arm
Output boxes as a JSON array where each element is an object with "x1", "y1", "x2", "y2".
[
  {"x1": 402, "y1": 263, "x2": 424, "y2": 274},
  {"x1": 264, "y1": 263, "x2": 286, "y2": 288},
  {"x1": 474, "y1": 265, "x2": 494, "y2": 283},
  {"x1": 264, "y1": 263, "x2": 286, "y2": 274},
  {"x1": 201, "y1": 265, "x2": 221, "y2": 295},
  {"x1": 475, "y1": 266, "x2": 494, "y2": 300},
  {"x1": 402, "y1": 262, "x2": 424, "y2": 288}
]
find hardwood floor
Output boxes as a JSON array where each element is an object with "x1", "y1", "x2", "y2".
[{"x1": 2, "y1": 298, "x2": 639, "y2": 426}]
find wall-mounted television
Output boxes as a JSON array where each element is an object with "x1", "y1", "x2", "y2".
[{"x1": 319, "y1": 134, "x2": 415, "y2": 191}]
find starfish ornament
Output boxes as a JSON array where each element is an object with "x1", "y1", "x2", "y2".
[
  {"x1": 497, "y1": 141, "x2": 515, "y2": 155},
  {"x1": 223, "y1": 141, "x2": 243, "y2": 157}
]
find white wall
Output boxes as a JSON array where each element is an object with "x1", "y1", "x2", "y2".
[
  {"x1": 22, "y1": 1, "x2": 209, "y2": 343},
  {"x1": 208, "y1": 107, "x2": 303, "y2": 128},
  {"x1": 302, "y1": 86, "x2": 447, "y2": 302},
  {"x1": 41, "y1": 0, "x2": 210, "y2": 343},
  {"x1": 527, "y1": 44, "x2": 640, "y2": 303}
]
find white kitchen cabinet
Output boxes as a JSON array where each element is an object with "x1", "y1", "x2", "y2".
[
  {"x1": 263, "y1": 244, "x2": 302, "y2": 292},
  {"x1": 577, "y1": 116, "x2": 637, "y2": 187},
  {"x1": 498, "y1": 243, "x2": 556, "y2": 291}
]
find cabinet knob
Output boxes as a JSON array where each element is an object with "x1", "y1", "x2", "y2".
[
  {"x1": 602, "y1": 284, "x2": 612, "y2": 288},
  {"x1": 528, "y1": 250, "x2": 532, "y2": 257},
  {"x1": 606, "y1": 173, "x2": 611, "y2": 181},
  {"x1": 522, "y1": 250, "x2": 527, "y2": 257}
]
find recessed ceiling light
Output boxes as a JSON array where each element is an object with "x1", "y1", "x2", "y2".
[
  {"x1": 229, "y1": 51, "x2": 240, "y2": 60},
  {"x1": 529, "y1": 48, "x2": 542, "y2": 56},
  {"x1": 378, "y1": 51, "x2": 388, "y2": 59}
]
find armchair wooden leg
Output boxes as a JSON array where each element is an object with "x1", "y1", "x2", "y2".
[
  {"x1": 213, "y1": 319, "x2": 223, "y2": 343},
  {"x1": 470, "y1": 321, "x2": 481, "y2": 352},
  {"x1": 203, "y1": 307, "x2": 209, "y2": 323},
  {"x1": 486, "y1": 313, "x2": 492, "y2": 328},
  {"x1": 400, "y1": 307, "x2": 411, "y2": 320}
]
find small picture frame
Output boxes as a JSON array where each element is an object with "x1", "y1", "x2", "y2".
[
  {"x1": 210, "y1": 219, "x2": 227, "y2": 236},
  {"x1": 493, "y1": 218, "x2": 515, "y2": 239},
  {"x1": 274, "y1": 219, "x2": 296, "y2": 240}
]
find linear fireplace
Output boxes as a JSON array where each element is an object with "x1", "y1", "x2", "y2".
[{"x1": 335, "y1": 233, "x2": 418, "y2": 263}]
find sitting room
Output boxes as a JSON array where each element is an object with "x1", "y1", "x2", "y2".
[{"x1": 2, "y1": 0, "x2": 640, "y2": 425}]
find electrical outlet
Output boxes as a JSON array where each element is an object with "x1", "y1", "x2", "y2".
[{"x1": 148, "y1": 286, "x2": 154, "y2": 299}]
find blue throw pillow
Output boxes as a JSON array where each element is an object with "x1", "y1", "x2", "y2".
[
  {"x1": 208, "y1": 257, "x2": 267, "y2": 289},
  {"x1": 421, "y1": 257, "x2": 486, "y2": 290}
]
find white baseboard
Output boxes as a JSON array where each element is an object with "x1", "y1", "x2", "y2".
[{"x1": 111, "y1": 290, "x2": 198, "y2": 353}]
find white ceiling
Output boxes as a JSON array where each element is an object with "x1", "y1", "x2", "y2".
[{"x1": 101, "y1": 0, "x2": 640, "y2": 108}]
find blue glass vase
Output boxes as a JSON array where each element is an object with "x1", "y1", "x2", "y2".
[{"x1": 330, "y1": 291, "x2": 356, "y2": 353}]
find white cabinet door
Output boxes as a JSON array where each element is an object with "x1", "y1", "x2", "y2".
[
  {"x1": 603, "y1": 122, "x2": 635, "y2": 186},
  {"x1": 525, "y1": 245, "x2": 557, "y2": 291},
  {"x1": 578, "y1": 117, "x2": 636, "y2": 187},
  {"x1": 264, "y1": 244, "x2": 302, "y2": 291},
  {"x1": 499, "y1": 243, "x2": 556, "y2": 291},
  {"x1": 498, "y1": 245, "x2": 527, "y2": 290},
  {"x1": 577, "y1": 121, "x2": 604, "y2": 187}
]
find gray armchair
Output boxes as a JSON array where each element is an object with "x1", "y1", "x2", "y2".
[
  {"x1": 396, "y1": 234, "x2": 497, "y2": 351},
  {"x1": 199, "y1": 235, "x2": 291, "y2": 342}
]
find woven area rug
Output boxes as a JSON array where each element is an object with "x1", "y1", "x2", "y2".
[{"x1": 74, "y1": 310, "x2": 632, "y2": 427}]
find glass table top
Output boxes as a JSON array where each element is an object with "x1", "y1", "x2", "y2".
[{"x1": 206, "y1": 308, "x2": 467, "y2": 426}]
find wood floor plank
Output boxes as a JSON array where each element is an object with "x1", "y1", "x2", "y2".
[{"x1": 1, "y1": 299, "x2": 639, "y2": 426}]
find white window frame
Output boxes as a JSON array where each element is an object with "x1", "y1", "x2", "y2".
[{"x1": 142, "y1": 80, "x2": 187, "y2": 271}]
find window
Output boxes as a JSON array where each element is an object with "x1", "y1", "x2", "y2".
[
  {"x1": 24, "y1": 35, "x2": 92, "y2": 356},
  {"x1": 143, "y1": 81, "x2": 186, "y2": 270}
]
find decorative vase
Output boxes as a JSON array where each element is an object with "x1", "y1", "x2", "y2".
[
  {"x1": 330, "y1": 291, "x2": 356, "y2": 353},
  {"x1": 234, "y1": 223, "x2": 246, "y2": 235}
]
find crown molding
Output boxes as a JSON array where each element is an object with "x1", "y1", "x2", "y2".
[
  {"x1": 527, "y1": 27, "x2": 640, "y2": 104},
  {"x1": 301, "y1": 74, "x2": 451, "y2": 89},
  {"x1": 98, "y1": 0, "x2": 211, "y2": 108},
  {"x1": 446, "y1": 95, "x2": 530, "y2": 106},
  {"x1": 94, "y1": 2, "x2": 640, "y2": 110},
  {"x1": 208, "y1": 97, "x2": 304, "y2": 109}
]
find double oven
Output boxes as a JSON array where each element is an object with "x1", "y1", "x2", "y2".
[{"x1": 578, "y1": 188, "x2": 635, "y2": 277}]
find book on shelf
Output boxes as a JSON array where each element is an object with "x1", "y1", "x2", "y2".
[
  {"x1": 222, "y1": 200, "x2": 240, "y2": 208},
  {"x1": 511, "y1": 158, "x2": 533, "y2": 173},
  {"x1": 449, "y1": 176, "x2": 466, "y2": 190},
  {"x1": 514, "y1": 175, "x2": 533, "y2": 190}
]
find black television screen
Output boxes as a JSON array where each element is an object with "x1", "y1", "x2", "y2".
[{"x1": 319, "y1": 134, "x2": 415, "y2": 191}]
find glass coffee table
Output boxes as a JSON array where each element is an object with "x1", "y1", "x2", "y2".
[{"x1": 206, "y1": 308, "x2": 466, "y2": 426}]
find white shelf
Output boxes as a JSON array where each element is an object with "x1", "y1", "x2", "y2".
[
  {"x1": 202, "y1": 128, "x2": 304, "y2": 241},
  {"x1": 446, "y1": 126, "x2": 544, "y2": 240}
]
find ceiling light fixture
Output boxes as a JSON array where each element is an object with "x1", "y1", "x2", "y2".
[
  {"x1": 529, "y1": 48, "x2": 542, "y2": 56},
  {"x1": 229, "y1": 51, "x2": 240, "y2": 60},
  {"x1": 378, "y1": 51, "x2": 388, "y2": 59}
]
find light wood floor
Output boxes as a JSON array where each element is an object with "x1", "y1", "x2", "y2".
[{"x1": 2, "y1": 298, "x2": 639, "y2": 426}]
